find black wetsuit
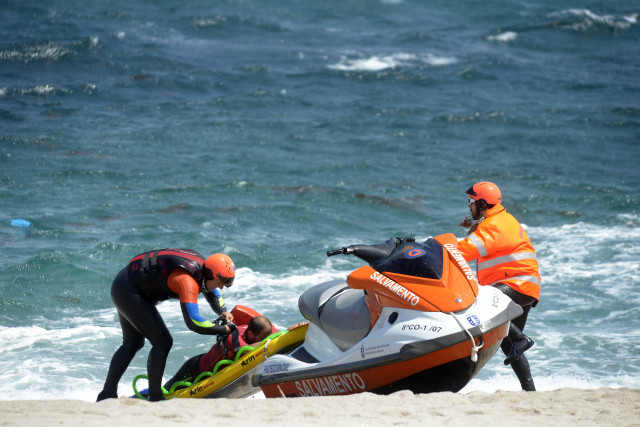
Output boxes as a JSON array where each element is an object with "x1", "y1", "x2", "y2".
[
  {"x1": 97, "y1": 249, "x2": 228, "y2": 402},
  {"x1": 494, "y1": 283, "x2": 537, "y2": 392}
]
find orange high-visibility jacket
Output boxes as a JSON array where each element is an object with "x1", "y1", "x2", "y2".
[{"x1": 457, "y1": 204, "x2": 541, "y2": 301}]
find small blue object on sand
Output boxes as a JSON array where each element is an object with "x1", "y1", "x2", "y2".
[{"x1": 10, "y1": 219, "x2": 31, "y2": 228}]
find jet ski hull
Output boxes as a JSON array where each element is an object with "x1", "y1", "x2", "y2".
[
  {"x1": 258, "y1": 324, "x2": 506, "y2": 397},
  {"x1": 256, "y1": 284, "x2": 521, "y2": 397}
]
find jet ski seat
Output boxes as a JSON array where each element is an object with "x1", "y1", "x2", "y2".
[{"x1": 298, "y1": 280, "x2": 372, "y2": 351}]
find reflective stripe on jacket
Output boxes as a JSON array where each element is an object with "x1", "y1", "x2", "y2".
[{"x1": 457, "y1": 205, "x2": 541, "y2": 300}]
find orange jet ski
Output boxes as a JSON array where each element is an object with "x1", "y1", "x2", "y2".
[{"x1": 253, "y1": 233, "x2": 522, "y2": 397}]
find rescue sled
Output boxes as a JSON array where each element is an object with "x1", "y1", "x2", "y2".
[{"x1": 132, "y1": 305, "x2": 307, "y2": 399}]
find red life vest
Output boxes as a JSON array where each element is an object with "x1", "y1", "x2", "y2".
[
  {"x1": 199, "y1": 325, "x2": 250, "y2": 373},
  {"x1": 127, "y1": 249, "x2": 205, "y2": 302}
]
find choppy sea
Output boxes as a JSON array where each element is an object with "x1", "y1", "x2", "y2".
[{"x1": 1, "y1": 0, "x2": 639, "y2": 401}]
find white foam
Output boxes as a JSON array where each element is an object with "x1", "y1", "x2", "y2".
[
  {"x1": 529, "y1": 219, "x2": 640, "y2": 309},
  {"x1": 220, "y1": 266, "x2": 351, "y2": 315},
  {"x1": 422, "y1": 53, "x2": 457, "y2": 66},
  {"x1": 18, "y1": 85, "x2": 61, "y2": 96},
  {"x1": 462, "y1": 370, "x2": 640, "y2": 393},
  {"x1": 329, "y1": 55, "x2": 400, "y2": 71},
  {"x1": 487, "y1": 31, "x2": 518, "y2": 42},
  {"x1": 192, "y1": 17, "x2": 221, "y2": 27},
  {"x1": 0, "y1": 322, "x2": 119, "y2": 352},
  {"x1": 0, "y1": 42, "x2": 72, "y2": 62},
  {"x1": 548, "y1": 9, "x2": 638, "y2": 31},
  {"x1": 328, "y1": 52, "x2": 456, "y2": 71},
  {"x1": 624, "y1": 13, "x2": 639, "y2": 24}
]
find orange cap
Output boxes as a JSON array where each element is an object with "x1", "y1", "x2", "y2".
[{"x1": 466, "y1": 182, "x2": 502, "y2": 206}]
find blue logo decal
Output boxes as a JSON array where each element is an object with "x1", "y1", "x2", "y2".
[
  {"x1": 361, "y1": 345, "x2": 365, "y2": 359},
  {"x1": 405, "y1": 249, "x2": 426, "y2": 259},
  {"x1": 467, "y1": 315, "x2": 480, "y2": 326}
]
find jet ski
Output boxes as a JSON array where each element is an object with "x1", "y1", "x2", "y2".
[
  {"x1": 253, "y1": 233, "x2": 523, "y2": 397},
  {"x1": 132, "y1": 305, "x2": 307, "y2": 399}
]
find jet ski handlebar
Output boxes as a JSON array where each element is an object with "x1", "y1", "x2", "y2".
[
  {"x1": 326, "y1": 246, "x2": 355, "y2": 257},
  {"x1": 327, "y1": 237, "x2": 415, "y2": 263}
]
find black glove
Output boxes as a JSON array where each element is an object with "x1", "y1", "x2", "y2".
[{"x1": 225, "y1": 322, "x2": 237, "y2": 334}]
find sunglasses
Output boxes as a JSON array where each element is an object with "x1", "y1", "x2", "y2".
[
  {"x1": 218, "y1": 274, "x2": 234, "y2": 288},
  {"x1": 204, "y1": 268, "x2": 235, "y2": 287}
]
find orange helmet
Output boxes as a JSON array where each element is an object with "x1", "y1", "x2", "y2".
[
  {"x1": 204, "y1": 253, "x2": 236, "y2": 287},
  {"x1": 466, "y1": 182, "x2": 502, "y2": 207}
]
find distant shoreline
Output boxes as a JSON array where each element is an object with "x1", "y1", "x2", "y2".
[{"x1": 1, "y1": 387, "x2": 637, "y2": 426}]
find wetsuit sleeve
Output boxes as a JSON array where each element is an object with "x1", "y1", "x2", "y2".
[
  {"x1": 167, "y1": 270, "x2": 228, "y2": 335},
  {"x1": 204, "y1": 288, "x2": 227, "y2": 316}
]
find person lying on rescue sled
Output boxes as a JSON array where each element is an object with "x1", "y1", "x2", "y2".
[
  {"x1": 163, "y1": 315, "x2": 274, "y2": 391},
  {"x1": 457, "y1": 182, "x2": 541, "y2": 392},
  {"x1": 97, "y1": 250, "x2": 237, "y2": 402}
]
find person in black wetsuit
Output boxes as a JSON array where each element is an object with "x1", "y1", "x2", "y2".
[{"x1": 96, "y1": 250, "x2": 237, "y2": 402}]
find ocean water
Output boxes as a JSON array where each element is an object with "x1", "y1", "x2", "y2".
[{"x1": 1, "y1": 0, "x2": 639, "y2": 400}]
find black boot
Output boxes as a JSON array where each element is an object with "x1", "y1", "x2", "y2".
[
  {"x1": 504, "y1": 324, "x2": 534, "y2": 365},
  {"x1": 147, "y1": 392, "x2": 165, "y2": 402},
  {"x1": 510, "y1": 354, "x2": 536, "y2": 391},
  {"x1": 96, "y1": 389, "x2": 118, "y2": 401}
]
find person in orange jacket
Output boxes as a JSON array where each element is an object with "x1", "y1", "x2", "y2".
[
  {"x1": 97, "y1": 250, "x2": 238, "y2": 402},
  {"x1": 457, "y1": 182, "x2": 540, "y2": 391}
]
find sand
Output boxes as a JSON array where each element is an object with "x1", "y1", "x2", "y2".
[{"x1": 0, "y1": 388, "x2": 637, "y2": 426}]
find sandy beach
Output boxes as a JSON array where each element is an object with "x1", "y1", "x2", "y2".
[{"x1": 1, "y1": 388, "x2": 637, "y2": 426}]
